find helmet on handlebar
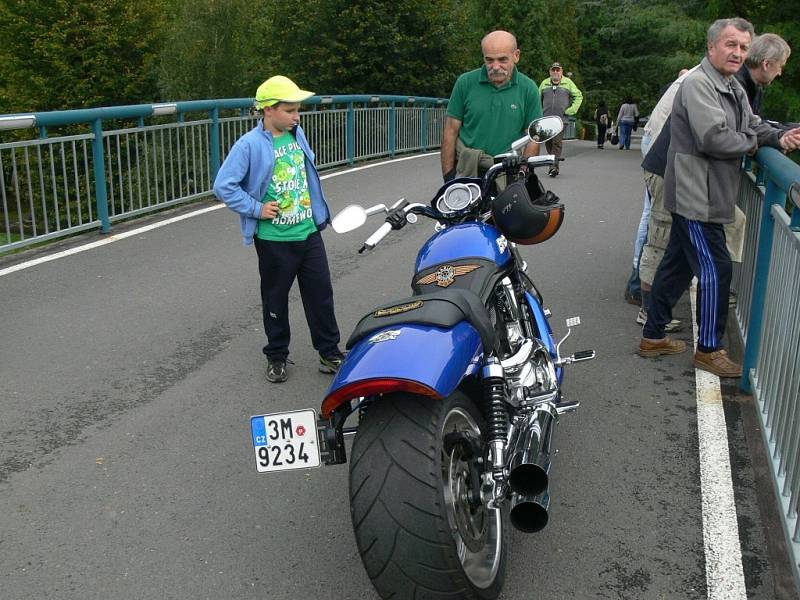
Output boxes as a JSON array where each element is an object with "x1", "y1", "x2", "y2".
[{"x1": 490, "y1": 177, "x2": 564, "y2": 245}]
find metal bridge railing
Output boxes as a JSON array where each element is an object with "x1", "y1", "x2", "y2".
[
  {"x1": 0, "y1": 95, "x2": 447, "y2": 253},
  {"x1": 734, "y1": 147, "x2": 800, "y2": 585}
]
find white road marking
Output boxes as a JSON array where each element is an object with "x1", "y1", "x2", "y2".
[
  {"x1": 0, "y1": 153, "x2": 439, "y2": 278},
  {"x1": 690, "y1": 281, "x2": 747, "y2": 599},
  {"x1": 3, "y1": 150, "x2": 751, "y2": 595}
]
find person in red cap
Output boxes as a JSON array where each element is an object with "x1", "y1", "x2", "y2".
[{"x1": 213, "y1": 76, "x2": 345, "y2": 383}]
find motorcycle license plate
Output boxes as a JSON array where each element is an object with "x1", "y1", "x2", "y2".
[{"x1": 250, "y1": 409, "x2": 321, "y2": 473}]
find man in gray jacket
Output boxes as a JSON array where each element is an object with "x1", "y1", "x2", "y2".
[
  {"x1": 539, "y1": 63, "x2": 582, "y2": 176},
  {"x1": 638, "y1": 17, "x2": 800, "y2": 377}
]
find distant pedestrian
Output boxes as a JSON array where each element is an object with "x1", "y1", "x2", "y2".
[
  {"x1": 594, "y1": 100, "x2": 609, "y2": 149},
  {"x1": 615, "y1": 96, "x2": 639, "y2": 150},
  {"x1": 213, "y1": 75, "x2": 346, "y2": 383},
  {"x1": 539, "y1": 62, "x2": 583, "y2": 176}
]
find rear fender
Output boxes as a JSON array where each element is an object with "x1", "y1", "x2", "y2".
[{"x1": 321, "y1": 321, "x2": 483, "y2": 417}]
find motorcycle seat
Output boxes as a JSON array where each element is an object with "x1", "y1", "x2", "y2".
[{"x1": 346, "y1": 288, "x2": 497, "y2": 353}]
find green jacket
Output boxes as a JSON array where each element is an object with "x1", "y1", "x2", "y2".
[{"x1": 539, "y1": 76, "x2": 583, "y2": 118}]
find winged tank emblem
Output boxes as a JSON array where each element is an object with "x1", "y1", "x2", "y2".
[{"x1": 415, "y1": 264, "x2": 481, "y2": 288}]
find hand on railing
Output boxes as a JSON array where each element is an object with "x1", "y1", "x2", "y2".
[{"x1": 779, "y1": 128, "x2": 800, "y2": 153}]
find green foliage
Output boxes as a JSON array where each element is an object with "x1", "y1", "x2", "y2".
[
  {"x1": 158, "y1": 0, "x2": 268, "y2": 100},
  {"x1": 0, "y1": 0, "x2": 797, "y2": 130},
  {"x1": 576, "y1": 1, "x2": 707, "y2": 119},
  {"x1": 263, "y1": 0, "x2": 478, "y2": 98},
  {"x1": 471, "y1": 0, "x2": 560, "y2": 80},
  {"x1": 0, "y1": 0, "x2": 168, "y2": 113}
]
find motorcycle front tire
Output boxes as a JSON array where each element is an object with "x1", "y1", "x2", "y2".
[{"x1": 349, "y1": 390, "x2": 507, "y2": 600}]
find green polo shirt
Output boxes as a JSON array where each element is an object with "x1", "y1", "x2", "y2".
[{"x1": 447, "y1": 66, "x2": 542, "y2": 156}]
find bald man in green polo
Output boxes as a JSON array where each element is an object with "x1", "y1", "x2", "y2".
[{"x1": 441, "y1": 30, "x2": 542, "y2": 182}]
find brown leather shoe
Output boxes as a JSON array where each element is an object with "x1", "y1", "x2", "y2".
[
  {"x1": 694, "y1": 349, "x2": 742, "y2": 378},
  {"x1": 638, "y1": 336, "x2": 687, "y2": 357}
]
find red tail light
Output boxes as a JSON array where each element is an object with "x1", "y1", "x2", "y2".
[{"x1": 321, "y1": 378, "x2": 443, "y2": 417}]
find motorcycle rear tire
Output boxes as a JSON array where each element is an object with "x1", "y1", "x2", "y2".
[{"x1": 349, "y1": 391, "x2": 507, "y2": 600}]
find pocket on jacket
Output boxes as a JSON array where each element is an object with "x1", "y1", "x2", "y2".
[{"x1": 674, "y1": 152, "x2": 709, "y2": 220}]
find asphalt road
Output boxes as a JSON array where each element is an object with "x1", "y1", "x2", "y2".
[{"x1": 0, "y1": 141, "x2": 784, "y2": 599}]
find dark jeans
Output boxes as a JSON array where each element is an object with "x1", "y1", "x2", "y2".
[
  {"x1": 644, "y1": 214, "x2": 731, "y2": 352},
  {"x1": 254, "y1": 231, "x2": 340, "y2": 360},
  {"x1": 597, "y1": 123, "x2": 607, "y2": 146}
]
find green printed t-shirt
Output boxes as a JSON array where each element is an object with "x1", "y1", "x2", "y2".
[
  {"x1": 256, "y1": 133, "x2": 317, "y2": 242},
  {"x1": 447, "y1": 66, "x2": 542, "y2": 157}
]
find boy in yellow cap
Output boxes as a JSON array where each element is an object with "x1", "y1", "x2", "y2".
[{"x1": 213, "y1": 76, "x2": 345, "y2": 383}]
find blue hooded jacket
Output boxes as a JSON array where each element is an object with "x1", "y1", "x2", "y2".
[{"x1": 213, "y1": 122, "x2": 330, "y2": 245}]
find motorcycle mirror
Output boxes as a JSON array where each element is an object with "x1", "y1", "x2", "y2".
[
  {"x1": 332, "y1": 204, "x2": 368, "y2": 233},
  {"x1": 527, "y1": 116, "x2": 564, "y2": 143}
]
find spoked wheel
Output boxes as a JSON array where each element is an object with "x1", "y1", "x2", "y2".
[{"x1": 349, "y1": 391, "x2": 506, "y2": 600}]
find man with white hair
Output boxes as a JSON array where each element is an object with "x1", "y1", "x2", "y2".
[
  {"x1": 638, "y1": 18, "x2": 800, "y2": 377},
  {"x1": 735, "y1": 32, "x2": 795, "y2": 125}
]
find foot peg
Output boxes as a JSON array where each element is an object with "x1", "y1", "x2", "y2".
[
  {"x1": 573, "y1": 350, "x2": 595, "y2": 361},
  {"x1": 556, "y1": 400, "x2": 580, "y2": 414},
  {"x1": 557, "y1": 349, "x2": 596, "y2": 366}
]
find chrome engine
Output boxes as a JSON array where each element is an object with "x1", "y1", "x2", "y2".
[
  {"x1": 488, "y1": 277, "x2": 565, "y2": 533},
  {"x1": 492, "y1": 277, "x2": 559, "y2": 406}
]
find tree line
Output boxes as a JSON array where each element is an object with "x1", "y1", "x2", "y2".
[{"x1": 0, "y1": 0, "x2": 797, "y2": 125}]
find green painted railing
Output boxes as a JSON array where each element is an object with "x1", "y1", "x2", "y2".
[
  {"x1": 0, "y1": 95, "x2": 448, "y2": 252},
  {"x1": 733, "y1": 147, "x2": 800, "y2": 586}
]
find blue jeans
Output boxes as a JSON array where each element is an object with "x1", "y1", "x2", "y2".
[
  {"x1": 634, "y1": 185, "x2": 652, "y2": 268},
  {"x1": 640, "y1": 130, "x2": 652, "y2": 157},
  {"x1": 626, "y1": 185, "x2": 652, "y2": 298},
  {"x1": 619, "y1": 120, "x2": 634, "y2": 149}
]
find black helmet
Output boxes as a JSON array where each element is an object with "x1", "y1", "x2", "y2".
[{"x1": 491, "y1": 178, "x2": 564, "y2": 245}]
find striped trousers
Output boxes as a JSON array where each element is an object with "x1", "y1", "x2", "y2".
[{"x1": 643, "y1": 213, "x2": 732, "y2": 352}]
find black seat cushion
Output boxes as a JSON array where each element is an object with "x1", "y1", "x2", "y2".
[{"x1": 346, "y1": 288, "x2": 497, "y2": 353}]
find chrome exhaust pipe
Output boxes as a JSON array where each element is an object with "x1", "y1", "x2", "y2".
[
  {"x1": 510, "y1": 489, "x2": 549, "y2": 532},
  {"x1": 507, "y1": 404, "x2": 556, "y2": 496}
]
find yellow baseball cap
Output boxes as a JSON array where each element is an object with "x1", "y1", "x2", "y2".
[{"x1": 255, "y1": 76, "x2": 314, "y2": 109}]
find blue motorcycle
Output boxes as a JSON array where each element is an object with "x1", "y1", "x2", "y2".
[{"x1": 250, "y1": 116, "x2": 594, "y2": 599}]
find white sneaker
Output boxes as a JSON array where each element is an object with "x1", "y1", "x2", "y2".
[{"x1": 637, "y1": 308, "x2": 682, "y2": 333}]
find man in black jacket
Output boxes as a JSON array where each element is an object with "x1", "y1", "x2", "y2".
[{"x1": 735, "y1": 33, "x2": 796, "y2": 127}]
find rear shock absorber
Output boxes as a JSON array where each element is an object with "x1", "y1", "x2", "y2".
[{"x1": 482, "y1": 357, "x2": 508, "y2": 481}]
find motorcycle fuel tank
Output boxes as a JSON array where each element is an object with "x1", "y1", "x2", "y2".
[{"x1": 415, "y1": 222, "x2": 511, "y2": 273}]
